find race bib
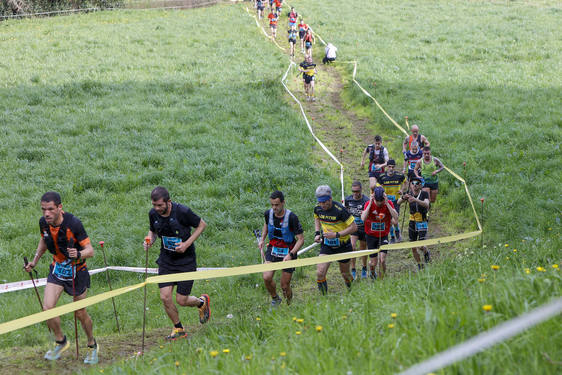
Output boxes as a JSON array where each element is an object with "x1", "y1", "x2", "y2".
[
  {"x1": 371, "y1": 222, "x2": 385, "y2": 231},
  {"x1": 271, "y1": 246, "x2": 289, "y2": 257},
  {"x1": 324, "y1": 237, "x2": 340, "y2": 247},
  {"x1": 387, "y1": 195, "x2": 396, "y2": 202},
  {"x1": 410, "y1": 161, "x2": 417, "y2": 169},
  {"x1": 354, "y1": 216, "x2": 364, "y2": 225},
  {"x1": 53, "y1": 260, "x2": 74, "y2": 280},
  {"x1": 162, "y1": 236, "x2": 181, "y2": 251},
  {"x1": 415, "y1": 221, "x2": 428, "y2": 231}
]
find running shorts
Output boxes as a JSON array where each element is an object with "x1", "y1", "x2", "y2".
[
  {"x1": 265, "y1": 246, "x2": 297, "y2": 273},
  {"x1": 366, "y1": 235, "x2": 389, "y2": 257},
  {"x1": 303, "y1": 74, "x2": 314, "y2": 84},
  {"x1": 408, "y1": 221, "x2": 427, "y2": 242},
  {"x1": 320, "y1": 240, "x2": 353, "y2": 263},
  {"x1": 424, "y1": 181, "x2": 438, "y2": 190},
  {"x1": 157, "y1": 260, "x2": 197, "y2": 296},
  {"x1": 47, "y1": 263, "x2": 90, "y2": 297}
]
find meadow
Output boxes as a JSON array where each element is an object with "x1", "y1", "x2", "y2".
[{"x1": 0, "y1": 1, "x2": 560, "y2": 374}]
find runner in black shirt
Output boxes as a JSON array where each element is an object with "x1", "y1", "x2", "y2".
[
  {"x1": 344, "y1": 181, "x2": 369, "y2": 280},
  {"x1": 258, "y1": 191, "x2": 304, "y2": 307},
  {"x1": 144, "y1": 186, "x2": 210, "y2": 340}
]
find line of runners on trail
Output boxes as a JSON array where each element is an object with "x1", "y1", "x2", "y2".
[{"x1": 21, "y1": 3, "x2": 445, "y2": 364}]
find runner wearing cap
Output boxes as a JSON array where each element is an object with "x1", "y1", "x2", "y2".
[
  {"x1": 24, "y1": 191, "x2": 99, "y2": 363},
  {"x1": 143, "y1": 186, "x2": 210, "y2": 340},
  {"x1": 258, "y1": 190, "x2": 304, "y2": 307},
  {"x1": 397, "y1": 177, "x2": 431, "y2": 269},
  {"x1": 378, "y1": 159, "x2": 407, "y2": 243},
  {"x1": 414, "y1": 146, "x2": 444, "y2": 204},
  {"x1": 360, "y1": 135, "x2": 389, "y2": 192},
  {"x1": 361, "y1": 187, "x2": 398, "y2": 279},
  {"x1": 313, "y1": 185, "x2": 358, "y2": 294},
  {"x1": 344, "y1": 181, "x2": 369, "y2": 280}
]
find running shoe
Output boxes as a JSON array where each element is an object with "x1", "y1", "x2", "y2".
[
  {"x1": 198, "y1": 294, "x2": 211, "y2": 324},
  {"x1": 166, "y1": 328, "x2": 188, "y2": 341},
  {"x1": 424, "y1": 250, "x2": 431, "y2": 264},
  {"x1": 84, "y1": 342, "x2": 99, "y2": 364},
  {"x1": 44, "y1": 337, "x2": 70, "y2": 361},
  {"x1": 270, "y1": 296, "x2": 282, "y2": 309},
  {"x1": 390, "y1": 237, "x2": 396, "y2": 244},
  {"x1": 361, "y1": 267, "x2": 368, "y2": 279},
  {"x1": 396, "y1": 232, "x2": 402, "y2": 242},
  {"x1": 351, "y1": 268, "x2": 357, "y2": 280},
  {"x1": 370, "y1": 270, "x2": 377, "y2": 280}
]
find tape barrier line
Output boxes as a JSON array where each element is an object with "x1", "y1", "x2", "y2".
[
  {"x1": 0, "y1": 266, "x2": 226, "y2": 294},
  {"x1": 245, "y1": 7, "x2": 286, "y2": 51},
  {"x1": 398, "y1": 297, "x2": 562, "y2": 375}
]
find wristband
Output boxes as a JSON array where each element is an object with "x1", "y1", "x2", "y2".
[
  {"x1": 315, "y1": 231, "x2": 321, "y2": 236},
  {"x1": 336, "y1": 232, "x2": 340, "y2": 238},
  {"x1": 76, "y1": 250, "x2": 82, "y2": 260}
]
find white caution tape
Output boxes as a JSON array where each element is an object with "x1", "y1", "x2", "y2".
[{"x1": 398, "y1": 297, "x2": 562, "y2": 375}]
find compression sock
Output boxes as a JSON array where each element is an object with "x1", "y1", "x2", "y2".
[
  {"x1": 389, "y1": 226, "x2": 395, "y2": 238},
  {"x1": 317, "y1": 279, "x2": 328, "y2": 295},
  {"x1": 174, "y1": 321, "x2": 183, "y2": 329}
]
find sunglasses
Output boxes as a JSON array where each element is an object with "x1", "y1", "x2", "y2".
[
  {"x1": 412, "y1": 181, "x2": 421, "y2": 186},
  {"x1": 351, "y1": 190, "x2": 361, "y2": 193}
]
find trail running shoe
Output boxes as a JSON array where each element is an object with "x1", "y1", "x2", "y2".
[
  {"x1": 166, "y1": 328, "x2": 188, "y2": 341},
  {"x1": 396, "y1": 233, "x2": 402, "y2": 243},
  {"x1": 84, "y1": 342, "x2": 99, "y2": 364},
  {"x1": 44, "y1": 337, "x2": 70, "y2": 361},
  {"x1": 370, "y1": 270, "x2": 377, "y2": 280},
  {"x1": 424, "y1": 250, "x2": 431, "y2": 264},
  {"x1": 351, "y1": 268, "x2": 357, "y2": 280},
  {"x1": 199, "y1": 294, "x2": 211, "y2": 324},
  {"x1": 361, "y1": 267, "x2": 368, "y2": 279},
  {"x1": 270, "y1": 296, "x2": 282, "y2": 310},
  {"x1": 390, "y1": 237, "x2": 396, "y2": 244}
]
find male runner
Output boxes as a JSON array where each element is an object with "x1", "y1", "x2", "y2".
[
  {"x1": 397, "y1": 177, "x2": 431, "y2": 269},
  {"x1": 402, "y1": 124, "x2": 430, "y2": 153},
  {"x1": 361, "y1": 187, "x2": 398, "y2": 280},
  {"x1": 143, "y1": 186, "x2": 210, "y2": 340},
  {"x1": 24, "y1": 191, "x2": 98, "y2": 364},
  {"x1": 415, "y1": 146, "x2": 444, "y2": 204},
  {"x1": 298, "y1": 56, "x2": 317, "y2": 101},
  {"x1": 303, "y1": 28, "x2": 315, "y2": 58},
  {"x1": 256, "y1": 0, "x2": 265, "y2": 19},
  {"x1": 287, "y1": 7, "x2": 298, "y2": 30},
  {"x1": 403, "y1": 141, "x2": 423, "y2": 181},
  {"x1": 258, "y1": 191, "x2": 304, "y2": 307},
  {"x1": 268, "y1": 11, "x2": 278, "y2": 39},
  {"x1": 378, "y1": 159, "x2": 406, "y2": 243},
  {"x1": 360, "y1": 135, "x2": 389, "y2": 191},
  {"x1": 344, "y1": 181, "x2": 369, "y2": 280},
  {"x1": 288, "y1": 27, "x2": 298, "y2": 58},
  {"x1": 314, "y1": 185, "x2": 357, "y2": 294},
  {"x1": 297, "y1": 18, "x2": 308, "y2": 53}
]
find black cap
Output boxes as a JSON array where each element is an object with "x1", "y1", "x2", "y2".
[
  {"x1": 374, "y1": 186, "x2": 385, "y2": 201},
  {"x1": 387, "y1": 159, "x2": 396, "y2": 166}
]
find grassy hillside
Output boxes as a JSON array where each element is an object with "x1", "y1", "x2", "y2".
[{"x1": 0, "y1": 1, "x2": 560, "y2": 374}]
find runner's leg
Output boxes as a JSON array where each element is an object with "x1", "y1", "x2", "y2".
[
  {"x1": 280, "y1": 271, "x2": 293, "y2": 303},
  {"x1": 160, "y1": 285, "x2": 180, "y2": 325},
  {"x1": 44, "y1": 282, "x2": 65, "y2": 341},
  {"x1": 262, "y1": 269, "x2": 278, "y2": 298},
  {"x1": 74, "y1": 290, "x2": 94, "y2": 345}
]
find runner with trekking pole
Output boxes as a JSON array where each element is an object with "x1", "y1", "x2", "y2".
[{"x1": 99, "y1": 241, "x2": 120, "y2": 332}]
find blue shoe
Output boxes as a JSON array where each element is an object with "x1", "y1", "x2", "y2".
[
  {"x1": 270, "y1": 296, "x2": 282, "y2": 310},
  {"x1": 351, "y1": 269, "x2": 357, "y2": 280},
  {"x1": 44, "y1": 337, "x2": 70, "y2": 361},
  {"x1": 361, "y1": 267, "x2": 368, "y2": 279},
  {"x1": 84, "y1": 342, "x2": 99, "y2": 365}
]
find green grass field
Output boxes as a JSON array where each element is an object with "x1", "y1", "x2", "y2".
[{"x1": 0, "y1": 1, "x2": 560, "y2": 374}]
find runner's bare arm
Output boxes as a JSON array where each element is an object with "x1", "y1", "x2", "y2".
[
  {"x1": 176, "y1": 218, "x2": 207, "y2": 253},
  {"x1": 402, "y1": 136, "x2": 409, "y2": 152},
  {"x1": 143, "y1": 231, "x2": 157, "y2": 251},
  {"x1": 361, "y1": 200, "x2": 372, "y2": 222},
  {"x1": 291, "y1": 232, "x2": 305, "y2": 254},
  {"x1": 258, "y1": 222, "x2": 268, "y2": 251},
  {"x1": 414, "y1": 160, "x2": 422, "y2": 178},
  {"x1": 387, "y1": 201, "x2": 399, "y2": 222},
  {"x1": 422, "y1": 135, "x2": 430, "y2": 147},
  {"x1": 360, "y1": 148, "x2": 369, "y2": 168},
  {"x1": 314, "y1": 217, "x2": 322, "y2": 243},
  {"x1": 68, "y1": 241, "x2": 93, "y2": 260},
  {"x1": 26, "y1": 238, "x2": 48, "y2": 271},
  {"x1": 433, "y1": 157, "x2": 444, "y2": 174}
]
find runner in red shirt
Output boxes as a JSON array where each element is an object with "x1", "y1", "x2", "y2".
[
  {"x1": 361, "y1": 187, "x2": 398, "y2": 280},
  {"x1": 298, "y1": 18, "x2": 308, "y2": 52},
  {"x1": 268, "y1": 11, "x2": 278, "y2": 39}
]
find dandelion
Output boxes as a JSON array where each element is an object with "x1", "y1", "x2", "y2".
[
  {"x1": 388, "y1": 324, "x2": 395, "y2": 328},
  {"x1": 525, "y1": 268, "x2": 530, "y2": 274},
  {"x1": 315, "y1": 325, "x2": 323, "y2": 332},
  {"x1": 256, "y1": 317, "x2": 261, "y2": 321},
  {"x1": 478, "y1": 278, "x2": 485, "y2": 283},
  {"x1": 292, "y1": 317, "x2": 297, "y2": 321},
  {"x1": 210, "y1": 350, "x2": 219, "y2": 358},
  {"x1": 552, "y1": 264, "x2": 559, "y2": 269},
  {"x1": 223, "y1": 349, "x2": 230, "y2": 354},
  {"x1": 280, "y1": 352, "x2": 286, "y2": 357},
  {"x1": 245, "y1": 355, "x2": 252, "y2": 360},
  {"x1": 505, "y1": 244, "x2": 509, "y2": 247},
  {"x1": 342, "y1": 315, "x2": 347, "y2": 320},
  {"x1": 175, "y1": 361, "x2": 180, "y2": 367},
  {"x1": 296, "y1": 318, "x2": 304, "y2": 323},
  {"x1": 491, "y1": 265, "x2": 500, "y2": 271},
  {"x1": 482, "y1": 305, "x2": 492, "y2": 312},
  {"x1": 391, "y1": 313, "x2": 397, "y2": 319},
  {"x1": 536, "y1": 266, "x2": 546, "y2": 272},
  {"x1": 296, "y1": 331, "x2": 302, "y2": 335},
  {"x1": 159, "y1": 345, "x2": 164, "y2": 349},
  {"x1": 513, "y1": 249, "x2": 517, "y2": 253}
]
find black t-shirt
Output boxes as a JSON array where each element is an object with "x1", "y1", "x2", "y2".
[
  {"x1": 149, "y1": 202, "x2": 201, "y2": 267},
  {"x1": 344, "y1": 194, "x2": 369, "y2": 229},
  {"x1": 263, "y1": 209, "x2": 303, "y2": 248},
  {"x1": 408, "y1": 190, "x2": 430, "y2": 221}
]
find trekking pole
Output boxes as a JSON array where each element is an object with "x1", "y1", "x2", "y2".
[
  {"x1": 23, "y1": 256, "x2": 44, "y2": 310},
  {"x1": 68, "y1": 238, "x2": 79, "y2": 360},
  {"x1": 378, "y1": 213, "x2": 384, "y2": 279},
  {"x1": 99, "y1": 241, "x2": 120, "y2": 333},
  {"x1": 480, "y1": 198, "x2": 485, "y2": 248},
  {"x1": 253, "y1": 229, "x2": 265, "y2": 263},
  {"x1": 141, "y1": 236, "x2": 151, "y2": 356},
  {"x1": 463, "y1": 161, "x2": 467, "y2": 180}
]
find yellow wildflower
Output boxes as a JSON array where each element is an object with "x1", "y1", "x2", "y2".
[
  {"x1": 504, "y1": 244, "x2": 509, "y2": 247},
  {"x1": 296, "y1": 331, "x2": 302, "y2": 335},
  {"x1": 223, "y1": 349, "x2": 230, "y2": 354},
  {"x1": 210, "y1": 350, "x2": 219, "y2": 358},
  {"x1": 552, "y1": 264, "x2": 559, "y2": 269},
  {"x1": 315, "y1": 325, "x2": 323, "y2": 332},
  {"x1": 478, "y1": 278, "x2": 485, "y2": 283},
  {"x1": 536, "y1": 266, "x2": 546, "y2": 272},
  {"x1": 245, "y1": 355, "x2": 252, "y2": 360},
  {"x1": 292, "y1": 317, "x2": 297, "y2": 321},
  {"x1": 513, "y1": 249, "x2": 517, "y2": 253},
  {"x1": 388, "y1": 324, "x2": 395, "y2": 328},
  {"x1": 280, "y1": 352, "x2": 286, "y2": 357},
  {"x1": 175, "y1": 361, "x2": 180, "y2": 367},
  {"x1": 491, "y1": 265, "x2": 500, "y2": 271},
  {"x1": 256, "y1": 317, "x2": 261, "y2": 321},
  {"x1": 482, "y1": 305, "x2": 492, "y2": 312},
  {"x1": 525, "y1": 268, "x2": 530, "y2": 274},
  {"x1": 296, "y1": 318, "x2": 304, "y2": 323},
  {"x1": 391, "y1": 313, "x2": 397, "y2": 319}
]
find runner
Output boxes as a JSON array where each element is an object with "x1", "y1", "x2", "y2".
[
  {"x1": 258, "y1": 191, "x2": 304, "y2": 307},
  {"x1": 288, "y1": 27, "x2": 297, "y2": 58},
  {"x1": 268, "y1": 0, "x2": 274, "y2": 12},
  {"x1": 323, "y1": 43, "x2": 337, "y2": 64},
  {"x1": 287, "y1": 7, "x2": 298, "y2": 30},
  {"x1": 143, "y1": 186, "x2": 210, "y2": 340},
  {"x1": 303, "y1": 28, "x2": 315, "y2": 58},
  {"x1": 403, "y1": 141, "x2": 423, "y2": 181},
  {"x1": 24, "y1": 191, "x2": 99, "y2": 364},
  {"x1": 297, "y1": 18, "x2": 308, "y2": 53},
  {"x1": 344, "y1": 181, "x2": 369, "y2": 280},
  {"x1": 314, "y1": 185, "x2": 358, "y2": 294},
  {"x1": 397, "y1": 177, "x2": 431, "y2": 269},
  {"x1": 298, "y1": 55, "x2": 317, "y2": 101},
  {"x1": 268, "y1": 11, "x2": 278, "y2": 39},
  {"x1": 402, "y1": 124, "x2": 430, "y2": 153},
  {"x1": 360, "y1": 135, "x2": 389, "y2": 191},
  {"x1": 361, "y1": 187, "x2": 398, "y2": 280},
  {"x1": 415, "y1": 146, "x2": 444, "y2": 204},
  {"x1": 378, "y1": 159, "x2": 407, "y2": 243},
  {"x1": 256, "y1": 0, "x2": 265, "y2": 19},
  {"x1": 274, "y1": 0, "x2": 282, "y2": 15}
]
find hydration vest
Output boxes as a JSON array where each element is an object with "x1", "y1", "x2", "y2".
[
  {"x1": 408, "y1": 134, "x2": 422, "y2": 149},
  {"x1": 267, "y1": 209, "x2": 295, "y2": 244},
  {"x1": 369, "y1": 145, "x2": 386, "y2": 164},
  {"x1": 39, "y1": 212, "x2": 77, "y2": 258},
  {"x1": 152, "y1": 203, "x2": 190, "y2": 241}
]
